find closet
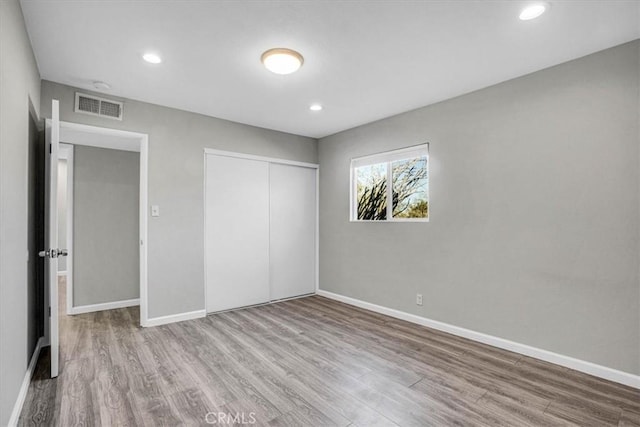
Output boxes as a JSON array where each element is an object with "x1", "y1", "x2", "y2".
[{"x1": 205, "y1": 150, "x2": 317, "y2": 313}]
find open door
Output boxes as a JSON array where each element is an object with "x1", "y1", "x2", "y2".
[{"x1": 39, "y1": 100, "x2": 66, "y2": 378}]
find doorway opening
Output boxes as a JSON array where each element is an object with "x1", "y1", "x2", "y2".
[
  {"x1": 54, "y1": 121, "x2": 148, "y2": 320},
  {"x1": 44, "y1": 118, "x2": 149, "y2": 378},
  {"x1": 57, "y1": 142, "x2": 143, "y2": 316}
]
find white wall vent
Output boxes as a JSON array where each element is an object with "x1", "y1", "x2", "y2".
[{"x1": 74, "y1": 92, "x2": 123, "y2": 120}]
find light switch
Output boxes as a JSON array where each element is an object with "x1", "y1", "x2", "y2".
[{"x1": 151, "y1": 205, "x2": 160, "y2": 217}]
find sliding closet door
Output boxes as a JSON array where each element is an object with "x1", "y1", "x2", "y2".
[
  {"x1": 269, "y1": 164, "x2": 317, "y2": 300},
  {"x1": 205, "y1": 155, "x2": 270, "y2": 312}
]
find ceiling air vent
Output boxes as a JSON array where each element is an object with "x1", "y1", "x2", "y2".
[{"x1": 74, "y1": 92, "x2": 123, "y2": 120}]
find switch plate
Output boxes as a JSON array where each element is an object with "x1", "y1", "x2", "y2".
[
  {"x1": 151, "y1": 205, "x2": 160, "y2": 217},
  {"x1": 416, "y1": 294, "x2": 423, "y2": 306}
]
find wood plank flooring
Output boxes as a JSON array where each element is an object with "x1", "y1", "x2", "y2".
[{"x1": 19, "y1": 281, "x2": 640, "y2": 426}]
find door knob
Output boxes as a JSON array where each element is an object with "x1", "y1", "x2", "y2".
[{"x1": 38, "y1": 249, "x2": 66, "y2": 258}]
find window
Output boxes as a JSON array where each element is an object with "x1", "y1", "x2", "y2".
[{"x1": 351, "y1": 144, "x2": 429, "y2": 222}]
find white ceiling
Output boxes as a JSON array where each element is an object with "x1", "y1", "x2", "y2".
[{"x1": 21, "y1": 1, "x2": 640, "y2": 139}]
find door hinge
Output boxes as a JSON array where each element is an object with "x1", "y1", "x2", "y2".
[
  {"x1": 49, "y1": 144, "x2": 52, "y2": 153},
  {"x1": 48, "y1": 306, "x2": 51, "y2": 317}
]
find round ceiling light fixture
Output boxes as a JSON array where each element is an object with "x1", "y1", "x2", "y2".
[
  {"x1": 92, "y1": 81, "x2": 111, "y2": 90},
  {"x1": 143, "y1": 52, "x2": 162, "y2": 64},
  {"x1": 309, "y1": 103, "x2": 323, "y2": 111},
  {"x1": 519, "y1": 3, "x2": 548, "y2": 20},
  {"x1": 261, "y1": 48, "x2": 304, "y2": 75}
]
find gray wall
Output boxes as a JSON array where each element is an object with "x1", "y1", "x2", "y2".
[
  {"x1": 57, "y1": 160, "x2": 67, "y2": 272},
  {"x1": 40, "y1": 81, "x2": 318, "y2": 318},
  {"x1": 73, "y1": 146, "x2": 140, "y2": 306},
  {"x1": 318, "y1": 40, "x2": 640, "y2": 375},
  {"x1": 0, "y1": 0, "x2": 42, "y2": 424}
]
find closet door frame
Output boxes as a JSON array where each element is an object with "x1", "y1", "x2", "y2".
[{"x1": 203, "y1": 148, "x2": 319, "y2": 313}]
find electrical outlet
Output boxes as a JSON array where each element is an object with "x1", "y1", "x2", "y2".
[{"x1": 416, "y1": 293, "x2": 423, "y2": 306}]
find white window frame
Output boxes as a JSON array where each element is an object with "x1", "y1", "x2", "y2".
[{"x1": 350, "y1": 143, "x2": 429, "y2": 223}]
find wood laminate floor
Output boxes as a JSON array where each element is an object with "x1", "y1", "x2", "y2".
[{"x1": 19, "y1": 280, "x2": 640, "y2": 426}]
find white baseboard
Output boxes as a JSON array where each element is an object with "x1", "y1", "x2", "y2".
[
  {"x1": 316, "y1": 290, "x2": 640, "y2": 389},
  {"x1": 143, "y1": 309, "x2": 206, "y2": 327},
  {"x1": 8, "y1": 336, "x2": 44, "y2": 427},
  {"x1": 69, "y1": 298, "x2": 139, "y2": 315}
]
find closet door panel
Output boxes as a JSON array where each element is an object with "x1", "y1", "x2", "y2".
[
  {"x1": 206, "y1": 155, "x2": 270, "y2": 312},
  {"x1": 269, "y1": 164, "x2": 316, "y2": 300}
]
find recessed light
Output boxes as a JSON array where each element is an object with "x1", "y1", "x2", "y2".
[
  {"x1": 519, "y1": 3, "x2": 548, "y2": 20},
  {"x1": 261, "y1": 48, "x2": 303, "y2": 75},
  {"x1": 143, "y1": 52, "x2": 162, "y2": 64},
  {"x1": 309, "y1": 104, "x2": 323, "y2": 111},
  {"x1": 92, "y1": 81, "x2": 111, "y2": 90}
]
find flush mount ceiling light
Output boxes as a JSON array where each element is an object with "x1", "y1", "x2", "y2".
[
  {"x1": 143, "y1": 52, "x2": 162, "y2": 64},
  {"x1": 309, "y1": 103, "x2": 323, "y2": 111},
  {"x1": 261, "y1": 48, "x2": 304, "y2": 75},
  {"x1": 92, "y1": 81, "x2": 111, "y2": 90},
  {"x1": 519, "y1": 3, "x2": 548, "y2": 20}
]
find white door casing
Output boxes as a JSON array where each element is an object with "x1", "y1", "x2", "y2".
[{"x1": 56, "y1": 122, "x2": 148, "y2": 324}]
